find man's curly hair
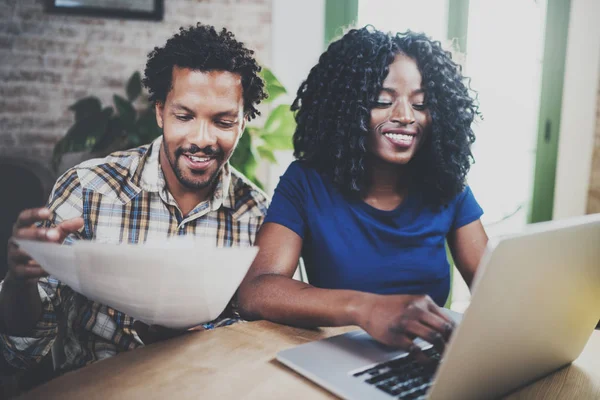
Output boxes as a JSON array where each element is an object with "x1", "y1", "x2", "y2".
[
  {"x1": 292, "y1": 26, "x2": 480, "y2": 208},
  {"x1": 143, "y1": 23, "x2": 267, "y2": 120}
]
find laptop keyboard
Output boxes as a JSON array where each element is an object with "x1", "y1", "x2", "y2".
[{"x1": 352, "y1": 346, "x2": 441, "y2": 399}]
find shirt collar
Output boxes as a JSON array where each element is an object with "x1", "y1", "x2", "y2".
[{"x1": 136, "y1": 136, "x2": 235, "y2": 211}]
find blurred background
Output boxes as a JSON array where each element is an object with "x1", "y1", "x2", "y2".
[{"x1": 0, "y1": 0, "x2": 598, "y2": 309}]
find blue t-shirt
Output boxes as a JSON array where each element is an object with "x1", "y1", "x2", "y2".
[{"x1": 264, "y1": 161, "x2": 483, "y2": 306}]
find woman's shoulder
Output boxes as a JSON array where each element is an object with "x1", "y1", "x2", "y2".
[
  {"x1": 282, "y1": 160, "x2": 324, "y2": 183},
  {"x1": 277, "y1": 160, "x2": 340, "y2": 202},
  {"x1": 452, "y1": 184, "x2": 477, "y2": 204}
]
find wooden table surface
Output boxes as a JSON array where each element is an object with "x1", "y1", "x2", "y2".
[{"x1": 20, "y1": 321, "x2": 600, "y2": 399}]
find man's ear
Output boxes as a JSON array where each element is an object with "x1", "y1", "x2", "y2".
[
  {"x1": 155, "y1": 102, "x2": 164, "y2": 129},
  {"x1": 240, "y1": 117, "x2": 247, "y2": 133}
]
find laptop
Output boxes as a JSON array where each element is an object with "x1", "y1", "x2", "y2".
[{"x1": 277, "y1": 214, "x2": 600, "y2": 400}]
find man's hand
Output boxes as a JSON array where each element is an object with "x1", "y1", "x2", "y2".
[
  {"x1": 6, "y1": 207, "x2": 84, "y2": 287},
  {"x1": 356, "y1": 294, "x2": 455, "y2": 357},
  {"x1": 133, "y1": 321, "x2": 204, "y2": 345}
]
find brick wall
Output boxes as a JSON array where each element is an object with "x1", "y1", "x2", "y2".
[
  {"x1": 0, "y1": 0, "x2": 272, "y2": 166},
  {"x1": 586, "y1": 77, "x2": 600, "y2": 213}
]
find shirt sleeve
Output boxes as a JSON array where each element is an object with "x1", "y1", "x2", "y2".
[
  {"x1": 451, "y1": 185, "x2": 484, "y2": 231},
  {"x1": 0, "y1": 168, "x2": 84, "y2": 370},
  {"x1": 264, "y1": 162, "x2": 308, "y2": 239}
]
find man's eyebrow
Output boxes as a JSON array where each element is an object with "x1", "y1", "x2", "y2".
[
  {"x1": 170, "y1": 103, "x2": 194, "y2": 113},
  {"x1": 214, "y1": 110, "x2": 241, "y2": 118}
]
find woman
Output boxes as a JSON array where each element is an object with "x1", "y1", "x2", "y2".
[{"x1": 238, "y1": 26, "x2": 488, "y2": 354}]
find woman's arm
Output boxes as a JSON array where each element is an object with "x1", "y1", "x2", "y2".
[
  {"x1": 447, "y1": 219, "x2": 488, "y2": 288},
  {"x1": 238, "y1": 222, "x2": 455, "y2": 350}
]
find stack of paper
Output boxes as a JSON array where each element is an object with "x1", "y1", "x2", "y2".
[{"x1": 15, "y1": 238, "x2": 258, "y2": 329}]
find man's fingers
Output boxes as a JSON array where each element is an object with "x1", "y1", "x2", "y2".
[
  {"x1": 13, "y1": 227, "x2": 49, "y2": 241},
  {"x1": 7, "y1": 264, "x2": 48, "y2": 281},
  {"x1": 8, "y1": 247, "x2": 33, "y2": 265},
  {"x1": 16, "y1": 265, "x2": 48, "y2": 279},
  {"x1": 13, "y1": 219, "x2": 81, "y2": 243},
  {"x1": 13, "y1": 208, "x2": 51, "y2": 231},
  {"x1": 56, "y1": 217, "x2": 84, "y2": 239}
]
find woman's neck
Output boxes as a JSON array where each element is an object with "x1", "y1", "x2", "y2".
[{"x1": 362, "y1": 158, "x2": 411, "y2": 211}]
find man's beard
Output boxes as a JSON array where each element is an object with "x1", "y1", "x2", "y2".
[{"x1": 162, "y1": 138, "x2": 225, "y2": 190}]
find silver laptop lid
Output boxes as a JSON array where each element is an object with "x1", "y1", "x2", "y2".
[{"x1": 428, "y1": 214, "x2": 600, "y2": 399}]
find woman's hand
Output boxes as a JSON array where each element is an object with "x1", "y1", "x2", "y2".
[{"x1": 355, "y1": 294, "x2": 455, "y2": 355}]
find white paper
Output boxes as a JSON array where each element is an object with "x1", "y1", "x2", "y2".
[
  {"x1": 14, "y1": 238, "x2": 258, "y2": 329},
  {"x1": 15, "y1": 240, "x2": 82, "y2": 292}
]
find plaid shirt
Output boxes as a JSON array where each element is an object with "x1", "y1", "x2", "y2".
[{"x1": 0, "y1": 137, "x2": 268, "y2": 372}]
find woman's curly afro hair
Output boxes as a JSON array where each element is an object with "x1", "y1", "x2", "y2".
[
  {"x1": 292, "y1": 26, "x2": 480, "y2": 208},
  {"x1": 143, "y1": 23, "x2": 267, "y2": 120}
]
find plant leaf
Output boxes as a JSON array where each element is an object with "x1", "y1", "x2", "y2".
[
  {"x1": 260, "y1": 67, "x2": 287, "y2": 103},
  {"x1": 69, "y1": 97, "x2": 102, "y2": 122},
  {"x1": 263, "y1": 104, "x2": 295, "y2": 136},
  {"x1": 230, "y1": 128, "x2": 263, "y2": 188},
  {"x1": 259, "y1": 104, "x2": 295, "y2": 150},
  {"x1": 113, "y1": 95, "x2": 136, "y2": 131},
  {"x1": 126, "y1": 71, "x2": 142, "y2": 102},
  {"x1": 135, "y1": 107, "x2": 162, "y2": 144},
  {"x1": 51, "y1": 137, "x2": 67, "y2": 172},
  {"x1": 58, "y1": 107, "x2": 112, "y2": 157},
  {"x1": 230, "y1": 127, "x2": 253, "y2": 171},
  {"x1": 257, "y1": 145, "x2": 277, "y2": 163},
  {"x1": 91, "y1": 115, "x2": 125, "y2": 153},
  {"x1": 261, "y1": 134, "x2": 294, "y2": 150}
]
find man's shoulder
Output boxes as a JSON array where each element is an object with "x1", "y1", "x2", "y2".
[
  {"x1": 68, "y1": 144, "x2": 152, "y2": 201},
  {"x1": 229, "y1": 167, "x2": 270, "y2": 218}
]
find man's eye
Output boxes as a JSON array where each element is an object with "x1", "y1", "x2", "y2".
[
  {"x1": 175, "y1": 115, "x2": 192, "y2": 121},
  {"x1": 412, "y1": 104, "x2": 427, "y2": 111},
  {"x1": 217, "y1": 121, "x2": 236, "y2": 128}
]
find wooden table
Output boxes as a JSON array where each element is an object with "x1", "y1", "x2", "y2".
[{"x1": 20, "y1": 321, "x2": 600, "y2": 399}]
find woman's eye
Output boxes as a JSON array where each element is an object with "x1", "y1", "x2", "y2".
[
  {"x1": 412, "y1": 104, "x2": 427, "y2": 111},
  {"x1": 175, "y1": 115, "x2": 192, "y2": 121},
  {"x1": 374, "y1": 100, "x2": 393, "y2": 108}
]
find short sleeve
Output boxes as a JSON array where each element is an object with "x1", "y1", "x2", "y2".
[
  {"x1": 451, "y1": 185, "x2": 484, "y2": 230},
  {"x1": 264, "y1": 162, "x2": 308, "y2": 239}
]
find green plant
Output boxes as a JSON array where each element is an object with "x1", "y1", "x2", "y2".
[
  {"x1": 52, "y1": 72, "x2": 162, "y2": 172},
  {"x1": 229, "y1": 68, "x2": 295, "y2": 188},
  {"x1": 52, "y1": 68, "x2": 296, "y2": 189}
]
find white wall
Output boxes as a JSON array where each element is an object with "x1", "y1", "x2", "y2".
[
  {"x1": 267, "y1": 0, "x2": 325, "y2": 195},
  {"x1": 553, "y1": 0, "x2": 600, "y2": 219}
]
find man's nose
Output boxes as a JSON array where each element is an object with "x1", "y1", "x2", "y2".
[{"x1": 189, "y1": 121, "x2": 217, "y2": 148}]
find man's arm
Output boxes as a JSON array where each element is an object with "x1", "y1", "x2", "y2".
[
  {"x1": 0, "y1": 168, "x2": 84, "y2": 369},
  {"x1": 0, "y1": 209, "x2": 83, "y2": 335}
]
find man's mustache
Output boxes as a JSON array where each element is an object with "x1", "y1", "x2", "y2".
[{"x1": 175, "y1": 144, "x2": 223, "y2": 158}]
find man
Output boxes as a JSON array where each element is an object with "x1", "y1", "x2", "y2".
[{"x1": 0, "y1": 23, "x2": 269, "y2": 374}]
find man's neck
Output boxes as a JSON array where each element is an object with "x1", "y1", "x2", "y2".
[{"x1": 159, "y1": 149, "x2": 214, "y2": 217}]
